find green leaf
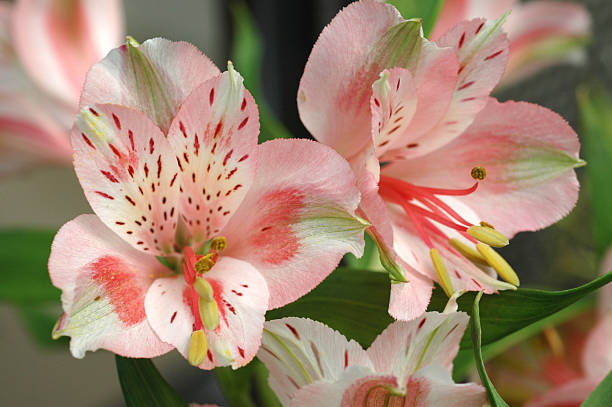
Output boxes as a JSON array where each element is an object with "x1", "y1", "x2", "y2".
[
  {"x1": 215, "y1": 359, "x2": 282, "y2": 407},
  {"x1": 267, "y1": 268, "x2": 393, "y2": 348},
  {"x1": 386, "y1": 0, "x2": 445, "y2": 37},
  {"x1": 582, "y1": 370, "x2": 612, "y2": 407},
  {"x1": 230, "y1": 1, "x2": 291, "y2": 142},
  {"x1": 429, "y1": 271, "x2": 612, "y2": 349},
  {"x1": 115, "y1": 356, "x2": 189, "y2": 407},
  {"x1": 0, "y1": 228, "x2": 60, "y2": 304},
  {"x1": 578, "y1": 84, "x2": 612, "y2": 254},
  {"x1": 471, "y1": 291, "x2": 510, "y2": 407}
]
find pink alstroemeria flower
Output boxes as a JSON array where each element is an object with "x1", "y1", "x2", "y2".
[
  {"x1": 49, "y1": 38, "x2": 367, "y2": 368},
  {"x1": 258, "y1": 312, "x2": 486, "y2": 406},
  {"x1": 523, "y1": 249, "x2": 612, "y2": 407},
  {"x1": 431, "y1": 0, "x2": 591, "y2": 87},
  {"x1": 298, "y1": 0, "x2": 582, "y2": 320},
  {"x1": 0, "y1": 0, "x2": 123, "y2": 172}
]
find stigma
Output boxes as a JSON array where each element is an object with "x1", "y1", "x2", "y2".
[{"x1": 379, "y1": 167, "x2": 519, "y2": 295}]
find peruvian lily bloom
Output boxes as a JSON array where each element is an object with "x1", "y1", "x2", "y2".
[
  {"x1": 431, "y1": 0, "x2": 591, "y2": 88},
  {"x1": 0, "y1": 0, "x2": 123, "y2": 173},
  {"x1": 522, "y1": 249, "x2": 612, "y2": 407},
  {"x1": 298, "y1": 0, "x2": 583, "y2": 320},
  {"x1": 258, "y1": 310, "x2": 486, "y2": 406},
  {"x1": 49, "y1": 38, "x2": 367, "y2": 368}
]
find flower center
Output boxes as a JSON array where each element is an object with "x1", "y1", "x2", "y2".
[
  {"x1": 183, "y1": 237, "x2": 226, "y2": 366},
  {"x1": 378, "y1": 168, "x2": 519, "y2": 296}
]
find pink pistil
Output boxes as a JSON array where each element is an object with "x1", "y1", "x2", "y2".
[
  {"x1": 379, "y1": 175, "x2": 481, "y2": 248},
  {"x1": 183, "y1": 246, "x2": 204, "y2": 331}
]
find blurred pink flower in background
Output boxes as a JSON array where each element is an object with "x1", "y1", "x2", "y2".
[
  {"x1": 431, "y1": 0, "x2": 591, "y2": 87},
  {"x1": 0, "y1": 0, "x2": 123, "y2": 173}
]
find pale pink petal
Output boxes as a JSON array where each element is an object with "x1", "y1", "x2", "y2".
[
  {"x1": 367, "y1": 312, "x2": 469, "y2": 382},
  {"x1": 502, "y1": 1, "x2": 591, "y2": 87},
  {"x1": 378, "y1": 42, "x2": 460, "y2": 162},
  {"x1": 370, "y1": 67, "x2": 418, "y2": 156},
  {"x1": 221, "y1": 139, "x2": 367, "y2": 309},
  {"x1": 166, "y1": 67, "x2": 259, "y2": 245},
  {"x1": 404, "y1": 17, "x2": 509, "y2": 158},
  {"x1": 258, "y1": 318, "x2": 371, "y2": 406},
  {"x1": 12, "y1": 0, "x2": 124, "y2": 104},
  {"x1": 388, "y1": 266, "x2": 434, "y2": 321},
  {"x1": 413, "y1": 364, "x2": 487, "y2": 407},
  {"x1": 81, "y1": 38, "x2": 220, "y2": 133},
  {"x1": 524, "y1": 378, "x2": 598, "y2": 407},
  {"x1": 298, "y1": 0, "x2": 414, "y2": 159},
  {"x1": 290, "y1": 367, "x2": 377, "y2": 407},
  {"x1": 582, "y1": 315, "x2": 612, "y2": 380},
  {"x1": 49, "y1": 214, "x2": 172, "y2": 358},
  {"x1": 145, "y1": 256, "x2": 268, "y2": 369},
  {"x1": 71, "y1": 104, "x2": 180, "y2": 255},
  {"x1": 383, "y1": 99, "x2": 582, "y2": 237},
  {"x1": 431, "y1": 0, "x2": 515, "y2": 41}
]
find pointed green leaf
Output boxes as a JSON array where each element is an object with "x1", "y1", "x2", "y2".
[
  {"x1": 215, "y1": 359, "x2": 282, "y2": 407},
  {"x1": 115, "y1": 356, "x2": 189, "y2": 407},
  {"x1": 471, "y1": 291, "x2": 510, "y2": 407},
  {"x1": 582, "y1": 370, "x2": 612, "y2": 407},
  {"x1": 386, "y1": 0, "x2": 445, "y2": 37}
]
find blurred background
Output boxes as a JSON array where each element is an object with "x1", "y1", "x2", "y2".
[{"x1": 1, "y1": 0, "x2": 611, "y2": 405}]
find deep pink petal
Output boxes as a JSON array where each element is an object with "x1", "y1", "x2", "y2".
[
  {"x1": 297, "y1": 0, "x2": 407, "y2": 159},
  {"x1": 71, "y1": 103, "x2": 180, "y2": 255},
  {"x1": 524, "y1": 378, "x2": 598, "y2": 407},
  {"x1": 258, "y1": 317, "x2": 371, "y2": 406},
  {"x1": 166, "y1": 67, "x2": 259, "y2": 245},
  {"x1": 12, "y1": 0, "x2": 123, "y2": 104},
  {"x1": 81, "y1": 38, "x2": 220, "y2": 133},
  {"x1": 49, "y1": 214, "x2": 173, "y2": 358},
  {"x1": 367, "y1": 312, "x2": 469, "y2": 379},
  {"x1": 145, "y1": 256, "x2": 268, "y2": 369},
  {"x1": 383, "y1": 99, "x2": 582, "y2": 237},
  {"x1": 221, "y1": 139, "x2": 367, "y2": 309}
]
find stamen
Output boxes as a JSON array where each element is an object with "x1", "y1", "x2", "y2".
[
  {"x1": 449, "y1": 238, "x2": 488, "y2": 266},
  {"x1": 476, "y1": 243, "x2": 520, "y2": 286},
  {"x1": 430, "y1": 248, "x2": 454, "y2": 298},
  {"x1": 470, "y1": 166, "x2": 487, "y2": 180},
  {"x1": 480, "y1": 221, "x2": 495, "y2": 229},
  {"x1": 194, "y1": 277, "x2": 214, "y2": 302},
  {"x1": 188, "y1": 329, "x2": 208, "y2": 366},
  {"x1": 467, "y1": 225, "x2": 509, "y2": 248},
  {"x1": 210, "y1": 236, "x2": 227, "y2": 252},
  {"x1": 195, "y1": 253, "x2": 216, "y2": 273},
  {"x1": 199, "y1": 298, "x2": 220, "y2": 331}
]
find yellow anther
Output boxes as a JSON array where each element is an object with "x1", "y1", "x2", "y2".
[
  {"x1": 480, "y1": 221, "x2": 495, "y2": 229},
  {"x1": 194, "y1": 253, "x2": 216, "y2": 274},
  {"x1": 449, "y1": 238, "x2": 488, "y2": 266},
  {"x1": 467, "y1": 225, "x2": 509, "y2": 248},
  {"x1": 188, "y1": 329, "x2": 208, "y2": 366},
  {"x1": 199, "y1": 297, "x2": 220, "y2": 331},
  {"x1": 471, "y1": 166, "x2": 487, "y2": 180},
  {"x1": 476, "y1": 243, "x2": 520, "y2": 286},
  {"x1": 194, "y1": 277, "x2": 214, "y2": 302},
  {"x1": 543, "y1": 326, "x2": 565, "y2": 359},
  {"x1": 430, "y1": 248, "x2": 454, "y2": 298},
  {"x1": 210, "y1": 236, "x2": 227, "y2": 252}
]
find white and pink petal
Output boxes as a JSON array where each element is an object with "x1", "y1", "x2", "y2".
[
  {"x1": 258, "y1": 317, "x2": 371, "y2": 406},
  {"x1": 166, "y1": 65, "x2": 259, "y2": 245},
  {"x1": 221, "y1": 139, "x2": 367, "y2": 309},
  {"x1": 80, "y1": 38, "x2": 220, "y2": 133},
  {"x1": 145, "y1": 256, "x2": 268, "y2": 369},
  {"x1": 49, "y1": 215, "x2": 172, "y2": 358},
  {"x1": 71, "y1": 103, "x2": 181, "y2": 255}
]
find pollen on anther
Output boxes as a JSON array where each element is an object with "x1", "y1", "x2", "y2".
[{"x1": 470, "y1": 166, "x2": 487, "y2": 180}]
